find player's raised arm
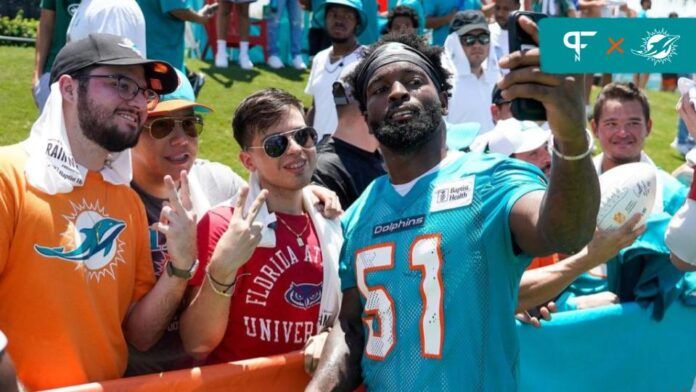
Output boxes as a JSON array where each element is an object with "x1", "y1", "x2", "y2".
[
  {"x1": 498, "y1": 15, "x2": 600, "y2": 256},
  {"x1": 306, "y1": 288, "x2": 365, "y2": 391}
]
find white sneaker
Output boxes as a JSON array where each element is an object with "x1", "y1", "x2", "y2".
[
  {"x1": 267, "y1": 55, "x2": 284, "y2": 69},
  {"x1": 292, "y1": 55, "x2": 307, "y2": 70},
  {"x1": 215, "y1": 51, "x2": 229, "y2": 68},
  {"x1": 671, "y1": 138, "x2": 695, "y2": 156},
  {"x1": 239, "y1": 54, "x2": 254, "y2": 70}
]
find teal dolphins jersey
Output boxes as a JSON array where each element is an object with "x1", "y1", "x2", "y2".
[{"x1": 339, "y1": 152, "x2": 547, "y2": 391}]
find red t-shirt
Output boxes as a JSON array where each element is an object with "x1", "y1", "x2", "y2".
[{"x1": 191, "y1": 205, "x2": 324, "y2": 364}]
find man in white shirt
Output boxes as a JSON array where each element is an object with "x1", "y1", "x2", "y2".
[
  {"x1": 67, "y1": 0, "x2": 147, "y2": 57},
  {"x1": 489, "y1": 0, "x2": 519, "y2": 67},
  {"x1": 305, "y1": 0, "x2": 367, "y2": 140},
  {"x1": 444, "y1": 10, "x2": 500, "y2": 132}
]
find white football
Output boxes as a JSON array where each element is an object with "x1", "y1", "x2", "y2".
[{"x1": 597, "y1": 162, "x2": 657, "y2": 230}]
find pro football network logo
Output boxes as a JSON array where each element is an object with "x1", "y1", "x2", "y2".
[
  {"x1": 563, "y1": 31, "x2": 597, "y2": 62},
  {"x1": 34, "y1": 200, "x2": 127, "y2": 282},
  {"x1": 631, "y1": 29, "x2": 680, "y2": 65}
]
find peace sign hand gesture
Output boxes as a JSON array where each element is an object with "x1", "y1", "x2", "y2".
[
  {"x1": 153, "y1": 170, "x2": 197, "y2": 271},
  {"x1": 208, "y1": 186, "x2": 269, "y2": 283}
]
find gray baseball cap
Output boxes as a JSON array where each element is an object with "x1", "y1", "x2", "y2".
[
  {"x1": 50, "y1": 33, "x2": 178, "y2": 94},
  {"x1": 450, "y1": 10, "x2": 489, "y2": 36}
]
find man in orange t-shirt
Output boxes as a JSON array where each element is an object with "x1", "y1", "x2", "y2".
[{"x1": 0, "y1": 34, "x2": 198, "y2": 390}]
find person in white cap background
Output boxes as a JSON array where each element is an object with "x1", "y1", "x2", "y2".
[
  {"x1": 0, "y1": 33, "x2": 197, "y2": 390},
  {"x1": 473, "y1": 118, "x2": 552, "y2": 177}
]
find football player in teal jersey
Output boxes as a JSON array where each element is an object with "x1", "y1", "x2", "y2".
[{"x1": 307, "y1": 18, "x2": 600, "y2": 392}]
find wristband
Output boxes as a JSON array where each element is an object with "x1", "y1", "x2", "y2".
[
  {"x1": 205, "y1": 266, "x2": 237, "y2": 297},
  {"x1": 206, "y1": 273, "x2": 233, "y2": 298},
  {"x1": 166, "y1": 259, "x2": 199, "y2": 279},
  {"x1": 551, "y1": 130, "x2": 594, "y2": 161}
]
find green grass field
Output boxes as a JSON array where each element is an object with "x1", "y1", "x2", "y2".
[{"x1": 0, "y1": 45, "x2": 687, "y2": 175}]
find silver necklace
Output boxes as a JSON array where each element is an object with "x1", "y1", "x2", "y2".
[{"x1": 324, "y1": 43, "x2": 360, "y2": 74}]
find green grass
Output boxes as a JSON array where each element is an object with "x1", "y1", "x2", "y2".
[{"x1": 0, "y1": 45, "x2": 686, "y2": 174}]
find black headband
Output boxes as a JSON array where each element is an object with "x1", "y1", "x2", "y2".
[{"x1": 354, "y1": 42, "x2": 444, "y2": 106}]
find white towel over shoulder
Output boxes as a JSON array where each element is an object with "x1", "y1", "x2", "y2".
[{"x1": 21, "y1": 83, "x2": 133, "y2": 195}]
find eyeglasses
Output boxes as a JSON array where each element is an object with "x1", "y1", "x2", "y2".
[
  {"x1": 144, "y1": 115, "x2": 204, "y2": 139},
  {"x1": 246, "y1": 126, "x2": 318, "y2": 158},
  {"x1": 461, "y1": 33, "x2": 491, "y2": 46},
  {"x1": 81, "y1": 74, "x2": 159, "y2": 109}
]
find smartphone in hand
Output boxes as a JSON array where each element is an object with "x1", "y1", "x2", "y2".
[{"x1": 507, "y1": 11, "x2": 547, "y2": 122}]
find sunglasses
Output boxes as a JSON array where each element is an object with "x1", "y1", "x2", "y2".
[
  {"x1": 82, "y1": 74, "x2": 159, "y2": 110},
  {"x1": 247, "y1": 126, "x2": 318, "y2": 158},
  {"x1": 144, "y1": 115, "x2": 204, "y2": 139},
  {"x1": 461, "y1": 33, "x2": 490, "y2": 46}
]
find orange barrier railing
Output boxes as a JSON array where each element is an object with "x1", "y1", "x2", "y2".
[{"x1": 44, "y1": 351, "x2": 311, "y2": 392}]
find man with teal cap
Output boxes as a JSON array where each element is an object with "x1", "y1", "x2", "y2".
[
  {"x1": 127, "y1": 69, "x2": 245, "y2": 375},
  {"x1": 306, "y1": 0, "x2": 367, "y2": 141}
]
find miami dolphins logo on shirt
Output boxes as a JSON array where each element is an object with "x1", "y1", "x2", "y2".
[
  {"x1": 284, "y1": 282, "x2": 322, "y2": 310},
  {"x1": 34, "y1": 199, "x2": 127, "y2": 282},
  {"x1": 631, "y1": 29, "x2": 680, "y2": 65}
]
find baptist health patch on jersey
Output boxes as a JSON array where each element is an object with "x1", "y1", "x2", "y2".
[{"x1": 430, "y1": 176, "x2": 475, "y2": 212}]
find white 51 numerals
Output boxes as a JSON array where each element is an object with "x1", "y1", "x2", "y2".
[{"x1": 355, "y1": 234, "x2": 444, "y2": 361}]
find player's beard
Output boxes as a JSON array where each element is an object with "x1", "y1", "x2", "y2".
[
  {"x1": 370, "y1": 101, "x2": 442, "y2": 155},
  {"x1": 77, "y1": 88, "x2": 141, "y2": 153}
]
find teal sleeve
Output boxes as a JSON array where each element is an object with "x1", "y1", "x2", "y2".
[
  {"x1": 486, "y1": 158, "x2": 548, "y2": 268},
  {"x1": 160, "y1": 0, "x2": 189, "y2": 14},
  {"x1": 423, "y1": 0, "x2": 437, "y2": 17}
]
